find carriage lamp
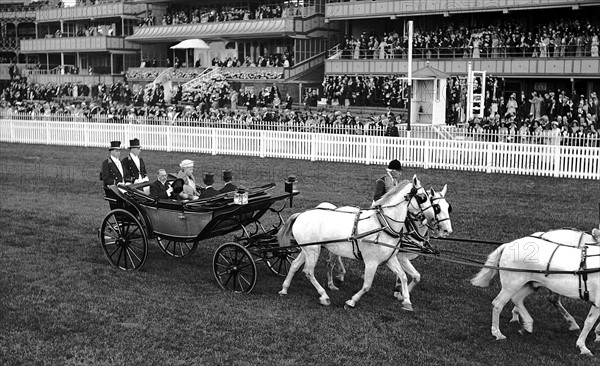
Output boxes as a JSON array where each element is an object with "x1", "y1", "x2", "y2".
[
  {"x1": 234, "y1": 187, "x2": 248, "y2": 205},
  {"x1": 285, "y1": 175, "x2": 297, "y2": 207},
  {"x1": 284, "y1": 175, "x2": 297, "y2": 193}
]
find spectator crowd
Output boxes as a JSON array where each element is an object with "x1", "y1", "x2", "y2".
[{"x1": 340, "y1": 16, "x2": 599, "y2": 59}]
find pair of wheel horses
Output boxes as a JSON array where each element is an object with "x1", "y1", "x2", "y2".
[{"x1": 275, "y1": 174, "x2": 600, "y2": 356}]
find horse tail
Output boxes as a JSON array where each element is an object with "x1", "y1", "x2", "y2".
[
  {"x1": 277, "y1": 213, "x2": 301, "y2": 248},
  {"x1": 470, "y1": 244, "x2": 506, "y2": 287}
]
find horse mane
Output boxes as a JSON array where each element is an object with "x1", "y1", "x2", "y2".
[{"x1": 373, "y1": 179, "x2": 412, "y2": 206}]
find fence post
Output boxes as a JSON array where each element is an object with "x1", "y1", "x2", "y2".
[
  {"x1": 553, "y1": 145, "x2": 561, "y2": 178},
  {"x1": 211, "y1": 128, "x2": 217, "y2": 155},
  {"x1": 423, "y1": 139, "x2": 429, "y2": 170},
  {"x1": 259, "y1": 130, "x2": 265, "y2": 158},
  {"x1": 310, "y1": 133, "x2": 316, "y2": 162},
  {"x1": 166, "y1": 125, "x2": 172, "y2": 152},
  {"x1": 10, "y1": 119, "x2": 15, "y2": 143},
  {"x1": 486, "y1": 142, "x2": 493, "y2": 174},
  {"x1": 45, "y1": 120, "x2": 50, "y2": 145},
  {"x1": 365, "y1": 135, "x2": 371, "y2": 165},
  {"x1": 84, "y1": 121, "x2": 89, "y2": 147}
]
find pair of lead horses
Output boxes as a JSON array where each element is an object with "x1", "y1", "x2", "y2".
[{"x1": 275, "y1": 174, "x2": 600, "y2": 356}]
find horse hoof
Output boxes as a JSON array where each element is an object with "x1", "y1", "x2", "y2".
[
  {"x1": 320, "y1": 298, "x2": 331, "y2": 306},
  {"x1": 495, "y1": 335, "x2": 507, "y2": 341},
  {"x1": 517, "y1": 329, "x2": 532, "y2": 336},
  {"x1": 328, "y1": 285, "x2": 340, "y2": 291},
  {"x1": 393, "y1": 292, "x2": 404, "y2": 302},
  {"x1": 278, "y1": 290, "x2": 287, "y2": 296},
  {"x1": 401, "y1": 303, "x2": 414, "y2": 312},
  {"x1": 344, "y1": 300, "x2": 356, "y2": 309},
  {"x1": 569, "y1": 325, "x2": 581, "y2": 332},
  {"x1": 344, "y1": 304, "x2": 354, "y2": 310}
]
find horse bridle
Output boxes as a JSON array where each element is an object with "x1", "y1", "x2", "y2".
[{"x1": 429, "y1": 195, "x2": 452, "y2": 229}]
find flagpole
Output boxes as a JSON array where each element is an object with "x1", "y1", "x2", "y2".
[{"x1": 407, "y1": 20, "x2": 413, "y2": 132}]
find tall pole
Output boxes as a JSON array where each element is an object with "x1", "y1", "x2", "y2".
[{"x1": 407, "y1": 20, "x2": 413, "y2": 132}]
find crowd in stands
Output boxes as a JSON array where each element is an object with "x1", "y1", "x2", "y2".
[
  {"x1": 211, "y1": 53, "x2": 292, "y2": 68},
  {"x1": 160, "y1": 4, "x2": 284, "y2": 26},
  {"x1": 340, "y1": 17, "x2": 599, "y2": 59},
  {"x1": 1, "y1": 76, "x2": 598, "y2": 146},
  {"x1": 321, "y1": 75, "x2": 408, "y2": 108}
]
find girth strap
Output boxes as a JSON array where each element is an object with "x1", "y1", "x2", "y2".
[
  {"x1": 579, "y1": 246, "x2": 590, "y2": 302},
  {"x1": 545, "y1": 245, "x2": 561, "y2": 277}
]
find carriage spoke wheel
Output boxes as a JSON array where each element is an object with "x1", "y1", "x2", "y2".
[
  {"x1": 100, "y1": 209, "x2": 148, "y2": 271},
  {"x1": 266, "y1": 247, "x2": 302, "y2": 277},
  {"x1": 156, "y1": 236, "x2": 198, "y2": 258},
  {"x1": 213, "y1": 242, "x2": 257, "y2": 293}
]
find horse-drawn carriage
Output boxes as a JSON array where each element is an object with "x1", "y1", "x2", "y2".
[{"x1": 99, "y1": 180, "x2": 299, "y2": 293}]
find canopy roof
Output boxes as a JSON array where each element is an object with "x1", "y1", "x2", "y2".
[{"x1": 170, "y1": 39, "x2": 210, "y2": 49}]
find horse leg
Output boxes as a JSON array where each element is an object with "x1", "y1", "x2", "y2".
[
  {"x1": 399, "y1": 255, "x2": 420, "y2": 293},
  {"x1": 547, "y1": 293, "x2": 580, "y2": 331},
  {"x1": 326, "y1": 252, "x2": 340, "y2": 291},
  {"x1": 510, "y1": 285, "x2": 535, "y2": 335},
  {"x1": 279, "y1": 250, "x2": 306, "y2": 296},
  {"x1": 302, "y1": 246, "x2": 331, "y2": 306},
  {"x1": 576, "y1": 305, "x2": 600, "y2": 356},
  {"x1": 345, "y1": 260, "x2": 378, "y2": 309},
  {"x1": 491, "y1": 288, "x2": 514, "y2": 340},
  {"x1": 386, "y1": 256, "x2": 413, "y2": 311},
  {"x1": 594, "y1": 317, "x2": 600, "y2": 343},
  {"x1": 335, "y1": 255, "x2": 346, "y2": 282}
]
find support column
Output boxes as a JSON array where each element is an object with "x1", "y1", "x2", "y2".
[{"x1": 110, "y1": 54, "x2": 114, "y2": 74}]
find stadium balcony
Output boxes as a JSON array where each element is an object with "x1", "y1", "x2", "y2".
[
  {"x1": 325, "y1": 46, "x2": 600, "y2": 79},
  {"x1": 324, "y1": 0, "x2": 600, "y2": 21}
]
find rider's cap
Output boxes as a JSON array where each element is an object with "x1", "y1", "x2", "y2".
[
  {"x1": 203, "y1": 172, "x2": 214, "y2": 185},
  {"x1": 129, "y1": 138, "x2": 141, "y2": 149},
  {"x1": 222, "y1": 169, "x2": 233, "y2": 181},
  {"x1": 180, "y1": 159, "x2": 194, "y2": 168},
  {"x1": 109, "y1": 141, "x2": 122, "y2": 150},
  {"x1": 388, "y1": 159, "x2": 402, "y2": 171}
]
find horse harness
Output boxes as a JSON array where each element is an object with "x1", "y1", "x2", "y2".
[
  {"x1": 537, "y1": 234, "x2": 600, "y2": 302},
  {"x1": 314, "y1": 187, "x2": 430, "y2": 261}
]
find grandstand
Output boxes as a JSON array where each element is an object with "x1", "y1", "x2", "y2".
[{"x1": 1, "y1": 0, "x2": 599, "y2": 122}]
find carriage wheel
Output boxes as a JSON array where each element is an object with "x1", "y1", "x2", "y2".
[
  {"x1": 156, "y1": 236, "x2": 198, "y2": 258},
  {"x1": 100, "y1": 209, "x2": 148, "y2": 271},
  {"x1": 265, "y1": 247, "x2": 302, "y2": 277},
  {"x1": 213, "y1": 242, "x2": 257, "y2": 293}
]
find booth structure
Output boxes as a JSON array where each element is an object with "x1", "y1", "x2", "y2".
[{"x1": 410, "y1": 64, "x2": 448, "y2": 125}]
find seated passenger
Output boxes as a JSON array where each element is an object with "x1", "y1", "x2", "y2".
[
  {"x1": 199, "y1": 172, "x2": 219, "y2": 199},
  {"x1": 170, "y1": 178, "x2": 187, "y2": 200},
  {"x1": 176, "y1": 159, "x2": 202, "y2": 200},
  {"x1": 593, "y1": 224, "x2": 600, "y2": 242},
  {"x1": 219, "y1": 169, "x2": 237, "y2": 193},
  {"x1": 149, "y1": 169, "x2": 173, "y2": 199}
]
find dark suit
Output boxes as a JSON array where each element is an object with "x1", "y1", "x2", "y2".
[
  {"x1": 199, "y1": 186, "x2": 219, "y2": 199},
  {"x1": 219, "y1": 182, "x2": 237, "y2": 193},
  {"x1": 100, "y1": 158, "x2": 124, "y2": 186},
  {"x1": 150, "y1": 180, "x2": 171, "y2": 200},
  {"x1": 121, "y1": 154, "x2": 147, "y2": 183}
]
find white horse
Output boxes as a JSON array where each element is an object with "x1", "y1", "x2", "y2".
[
  {"x1": 471, "y1": 237, "x2": 600, "y2": 356},
  {"x1": 277, "y1": 175, "x2": 436, "y2": 311},
  {"x1": 509, "y1": 229, "x2": 599, "y2": 333},
  {"x1": 324, "y1": 185, "x2": 453, "y2": 300}
]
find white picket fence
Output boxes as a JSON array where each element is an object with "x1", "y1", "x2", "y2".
[{"x1": 0, "y1": 118, "x2": 598, "y2": 180}]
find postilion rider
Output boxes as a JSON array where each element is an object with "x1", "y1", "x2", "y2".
[{"x1": 372, "y1": 159, "x2": 405, "y2": 204}]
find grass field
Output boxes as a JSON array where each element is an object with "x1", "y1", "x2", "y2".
[{"x1": 0, "y1": 142, "x2": 599, "y2": 366}]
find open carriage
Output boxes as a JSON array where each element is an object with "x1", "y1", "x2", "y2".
[{"x1": 99, "y1": 180, "x2": 300, "y2": 293}]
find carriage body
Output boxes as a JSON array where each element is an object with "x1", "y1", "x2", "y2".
[{"x1": 99, "y1": 182, "x2": 300, "y2": 292}]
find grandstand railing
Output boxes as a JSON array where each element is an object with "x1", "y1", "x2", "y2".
[
  {"x1": 0, "y1": 115, "x2": 597, "y2": 180},
  {"x1": 329, "y1": 45, "x2": 600, "y2": 60}
]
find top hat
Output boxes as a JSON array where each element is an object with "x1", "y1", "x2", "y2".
[
  {"x1": 388, "y1": 159, "x2": 402, "y2": 171},
  {"x1": 109, "y1": 141, "x2": 122, "y2": 150},
  {"x1": 222, "y1": 169, "x2": 233, "y2": 181},
  {"x1": 129, "y1": 138, "x2": 141, "y2": 149},
  {"x1": 171, "y1": 179, "x2": 184, "y2": 195},
  {"x1": 203, "y1": 172, "x2": 214, "y2": 185}
]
